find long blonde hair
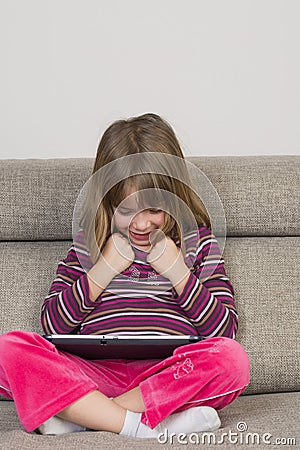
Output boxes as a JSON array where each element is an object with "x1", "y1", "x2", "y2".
[{"x1": 80, "y1": 113, "x2": 211, "y2": 264}]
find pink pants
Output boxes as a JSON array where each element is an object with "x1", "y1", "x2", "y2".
[{"x1": 0, "y1": 331, "x2": 250, "y2": 433}]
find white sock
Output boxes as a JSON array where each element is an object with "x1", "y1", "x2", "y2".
[
  {"x1": 120, "y1": 406, "x2": 221, "y2": 439},
  {"x1": 156, "y1": 406, "x2": 221, "y2": 434},
  {"x1": 37, "y1": 415, "x2": 86, "y2": 435},
  {"x1": 120, "y1": 410, "x2": 158, "y2": 438}
]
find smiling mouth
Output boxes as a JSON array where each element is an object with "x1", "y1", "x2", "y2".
[{"x1": 129, "y1": 230, "x2": 151, "y2": 240}]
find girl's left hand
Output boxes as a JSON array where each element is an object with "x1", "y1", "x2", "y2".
[{"x1": 146, "y1": 231, "x2": 190, "y2": 287}]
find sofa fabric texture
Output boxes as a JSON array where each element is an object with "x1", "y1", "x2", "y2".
[{"x1": 0, "y1": 156, "x2": 299, "y2": 449}]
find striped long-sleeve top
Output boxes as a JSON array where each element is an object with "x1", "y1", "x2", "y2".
[{"x1": 41, "y1": 226, "x2": 238, "y2": 339}]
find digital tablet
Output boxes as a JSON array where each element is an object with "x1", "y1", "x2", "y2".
[{"x1": 43, "y1": 334, "x2": 203, "y2": 359}]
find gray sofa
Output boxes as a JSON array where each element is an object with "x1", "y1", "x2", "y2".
[{"x1": 0, "y1": 156, "x2": 299, "y2": 449}]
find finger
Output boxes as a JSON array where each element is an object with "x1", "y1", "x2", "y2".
[
  {"x1": 149, "y1": 229, "x2": 165, "y2": 247},
  {"x1": 148, "y1": 230, "x2": 166, "y2": 262},
  {"x1": 113, "y1": 233, "x2": 133, "y2": 261},
  {"x1": 116, "y1": 231, "x2": 129, "y2": 241}
]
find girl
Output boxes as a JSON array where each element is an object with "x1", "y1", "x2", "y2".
[{"x1": 0, "y1": 113, "x2": 250, "y2": 438}]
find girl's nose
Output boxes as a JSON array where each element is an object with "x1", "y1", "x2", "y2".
[{"x1": 131, "y1": 211, "x2": 151, "y2": 230}]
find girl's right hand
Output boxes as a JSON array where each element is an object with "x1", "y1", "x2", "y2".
[
  {"x1": 99, "y1": 233, "x2": 135, "y2": 275},
  {"x1": 87, "y1": 233, "x2": 135, "y2": 296}
]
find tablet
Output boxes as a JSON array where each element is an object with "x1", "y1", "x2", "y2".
[{"x1": 43, "y1": 334, "x2": 203, "y2": 360}]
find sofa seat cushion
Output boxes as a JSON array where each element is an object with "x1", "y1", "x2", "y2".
[{"x1": 1, "y1": 392, "x2": 299, "y2": 449}]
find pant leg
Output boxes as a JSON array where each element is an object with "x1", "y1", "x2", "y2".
[
  {"x1": 126, "y1": 337, "x2": 250, "y2": 428},
  {"x1": 0, "y1": 330, "x2": 163, "y2": 433},
  {"x1": 0, "y1": 330, "x2": 99, "y2": 432}
]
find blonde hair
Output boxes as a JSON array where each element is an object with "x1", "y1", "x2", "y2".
[{"x1": 80, "y1": 113, "x2": 211, "y2": 264}]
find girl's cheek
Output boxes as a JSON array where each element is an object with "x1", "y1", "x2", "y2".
[
  {"x1": 114, "y1": 214, "x2": 131, "y2": 230},
  {"x1": 158, "y1": 212, "x2": 166, "y2": 227}
]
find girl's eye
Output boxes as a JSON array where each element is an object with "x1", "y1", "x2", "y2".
[
  {"x1": 118, "y1": 209, "x2": 134, "y2": 216},
  {"x1": 117, "y1": 208, "x2": 163, "y2": 215},
  {"x1": 149, "y1": 209, "x2": 163, "y2": 214}
]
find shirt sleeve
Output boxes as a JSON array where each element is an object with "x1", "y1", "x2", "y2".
[
  {"x1": 175, "y1": 227, "x2": 238, "y2": 339},
  {"x1": 40, "y1": 243, "x2": 100, "y2": 334}
]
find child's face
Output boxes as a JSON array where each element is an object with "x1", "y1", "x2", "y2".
[{"x1": 112, "y1": 187, "x2": 165, "y2": 251}]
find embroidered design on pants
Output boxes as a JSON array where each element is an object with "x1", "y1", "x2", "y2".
[{"x1": 173, "y1": 358, "x2": 194, "y2": 379}]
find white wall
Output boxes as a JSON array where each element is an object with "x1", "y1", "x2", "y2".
[{"x1": 1, "y1": 0, "x2": 299, "y2": 159}]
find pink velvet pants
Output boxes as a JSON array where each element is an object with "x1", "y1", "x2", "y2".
[{"x1": 0, "y1": 331, "x2": 250, "y2": 433}]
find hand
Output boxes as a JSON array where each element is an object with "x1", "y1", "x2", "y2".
[
  {"x1": 88, "y1": 233, "x2": 135, "y2": 290},
  {"x1": 146, "y1": 230, "x2": 190, "y2": 287},
  {"x1": 100, "y1": 233, "x2": 135, "y2": 275}
]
